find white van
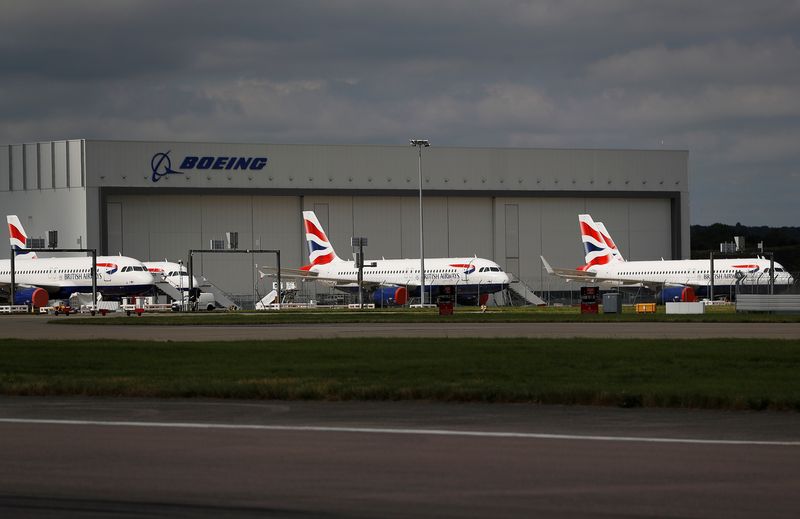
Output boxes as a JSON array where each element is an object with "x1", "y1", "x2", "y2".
[{"x1": 172, "y1": 291, "x2": 216, "y2": 312}]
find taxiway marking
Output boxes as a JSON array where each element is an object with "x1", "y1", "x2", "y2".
[{"x1": 1, "y1": 418, "x2": 798, "y2": 446}]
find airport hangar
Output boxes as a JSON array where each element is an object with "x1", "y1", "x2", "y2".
[{"x1": 0, "y1": 139, "x2": 689, "y2": 304}]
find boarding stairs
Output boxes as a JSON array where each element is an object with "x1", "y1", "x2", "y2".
[
  {"x1": 154, "y1": 281, "x2": 183, "y2": 301},
  {"x1": 255, "y1": 283, "x2": 300, "y2": 309},
  {"x1": 199, "y1": 281, "x2": 240, "y2": 310},
  {"x1": 508, "y1": 278, "x2": 547, "y2": 306}
]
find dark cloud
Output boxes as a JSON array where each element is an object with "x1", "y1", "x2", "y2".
[{"x1": 1, "y1": 0, "x2": 799, "y2": 224}]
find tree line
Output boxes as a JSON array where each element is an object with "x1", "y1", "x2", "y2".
[{"x1": 691, "y1": 224, "x2": 800, "y2": 272}]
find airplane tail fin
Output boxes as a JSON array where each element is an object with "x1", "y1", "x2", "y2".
[
  {"x1": 578, "y1": 214, "x2": 623, "y2": 269},
  {"x1": 595, "y1": 221, "x2": 624, "y2": 262},
  {"x1": 302, "y1": 211, "x2": 341, "y2": 269},
  {"x1": 7, "y1": 215, "x2": 37, "y2": 259}
]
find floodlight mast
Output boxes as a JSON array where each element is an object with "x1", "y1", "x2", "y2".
[{"x1": 410, "y1": 139, "x2": 430, "y2": 305}]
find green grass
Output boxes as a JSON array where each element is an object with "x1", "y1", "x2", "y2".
[
  {"x1": 1, "y1": 338, "x2": 799, "y2": 410},
  {"x1": 47, "y1": 304, "x2": 800, "y2": 325}
]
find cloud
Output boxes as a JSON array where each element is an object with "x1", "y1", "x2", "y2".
[
  {"x1": 589, "y1": 38, "x2": 800, "y2": 85},
  {"x1": 1, "y1": 0, "x2": 800, "y2": 225}
]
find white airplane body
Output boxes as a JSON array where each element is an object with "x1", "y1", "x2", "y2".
[
  {"x1": 144, "y1": 260, "x2": 199, "y2": 291},
  {"x1": 1, "y1": 216, "x2": 155, "y2": 306},
  {"x1": 275, "y1": 211, "x2": 510, "y2": 305},
  {"x1": 144, "y1": 260, "x2": 218, "y2": 310},
  {"x1": 542, "y1": 214, "x2": 793, "y2": 300}
]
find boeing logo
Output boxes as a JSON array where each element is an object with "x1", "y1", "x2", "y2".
[
  {"x1": 150, "y1": 151, "x2": 184, "y2": 182},
  {"x1": 150, "y1": 152, "x2": 268, "y2": 183}
]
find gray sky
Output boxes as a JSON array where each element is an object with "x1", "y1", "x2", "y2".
[{"x1": 2, "y1": 0, "x2": 799, "y2": 225}]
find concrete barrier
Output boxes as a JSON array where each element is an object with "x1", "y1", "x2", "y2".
[
  {"x1": 736, "y1": 294, "x2": 800, "y2": 313},
  {"x1": 666, "y1": 302, "x2": 705, "y2": 314}
]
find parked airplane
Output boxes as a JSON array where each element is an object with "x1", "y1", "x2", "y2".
[
  {"x1": 1, "y1": 215, "x2": 155, "y2": 307},
  {"x1": 270, "y1": 211, "x2": 510, "y2": 306},
  {"x1": 144, "y1": 260, "x2": 216, "y2": 311},
  {"x1": 144, "y1": 260, "x2": 198, "y2": 291},
  {"x1": 541, "y1": 214, "x2": 794, "y2": 301}
]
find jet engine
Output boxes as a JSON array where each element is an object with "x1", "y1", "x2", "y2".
[
  {"x1": 372, "y1": 286, "x2": 408, "y2": 306},
  {"x1": 658, "y1": 286, "x2": 696, "y2": 303},
  {"x1": 14, "y1": 287, "x2": 49, "y2": 307}
]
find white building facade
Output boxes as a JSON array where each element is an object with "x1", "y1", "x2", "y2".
[{"x1": 1, "y1": 140, "x2": 689, "y2": 299}]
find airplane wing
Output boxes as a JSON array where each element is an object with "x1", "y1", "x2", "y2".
[
  {"x1": 541, "y1": 256, "x2": 641, "y2": 286},
  {"x1": 261, "y1": 266, "x2": 319, "y2": 278},
  {"x1": 260, "y1": 266, "x2": 341, "y2": 282},
  {"x1": 259, "y1": 266, "x2": 385, "y2": 288},
  {"x1": 260, "y1": 267, "x2": 401, "y2": 290},
  {"x1": 540, "y1": 256, "x2": 597, "y2": 281},
  {"x1": 0, "y1": 280, "x2": 60, "y2": 294}
]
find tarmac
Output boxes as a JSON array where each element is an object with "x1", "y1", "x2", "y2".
[
  {"x1": 1, "y1": 315, "x2": 799, "y2": 517},
  {"x1": 1, "y1": 314, "x2": 800, "y2": 340},
  {"x1": 1, "y1": 397, "x2": 799, "y2": 518}
]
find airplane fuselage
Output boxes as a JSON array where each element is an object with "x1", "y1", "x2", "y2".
[
  {"x1": 145, "y1": 261, "x2": 199, "y2": 292},
  {"x1": 586, "y1": 258, "x2": 793, "y2": 287},
  {"x1": 0, "y1": 256, "x2": 155, "y2": 299},
  {"x1": 311, "y1": 256, "x2": 510, "y2": 295}
]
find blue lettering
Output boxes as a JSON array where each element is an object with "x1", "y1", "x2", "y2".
[
  {"x1": 250, "y1": 157, "x2": 267, "y2": 170},
  {"x1": 180, "y1": 156, "x2": 198, "y2": 168},
  {"x1": 212, "y1": 157, "x2": 228, "y2": 169},
  {"x1": 234, "y1": 157, "x2": 252, "y2": 169},
  {"x1": 175, "y1": 155, "x2": 268, "y2": 171},
  {"x1": 197, "y1": 157, "x2": 214, "y2": 169}
]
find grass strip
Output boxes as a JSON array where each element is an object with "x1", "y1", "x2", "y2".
[
  {"x1": 1, "y1": 338, "x2": 799, "y2": 411},
  {"x1": 45, "y1": 305, "x2": 800, "y2": 325}
]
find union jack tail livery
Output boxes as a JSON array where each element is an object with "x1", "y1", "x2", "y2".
[
  {"x1": 578, "y1": 214, "x2": 623, "y2": 269},
  {"x1": 302, "y1": 211, "x2": 342, "y2": 270},
  {"x1": 594, "y1": 221, "x2": 624, "y2": 262},
  {"x1": 542, "y1": 213, "x2": 794, "y2": 296},
  {"x1": 7, "y1": 215, "x2": 37, "y2": 259}
]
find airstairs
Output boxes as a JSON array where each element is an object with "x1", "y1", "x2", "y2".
[
  {"x1": 154, "y1": 281, "x2": 183, "y2": 301},
  {"x1": 508, "y1": 278, "x2": 547, "y2": 306},
  {"x1": 199, "y1": 281, "x2": 240, "y2": 310}
]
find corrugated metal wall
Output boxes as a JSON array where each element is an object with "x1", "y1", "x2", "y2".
[
  {"x1": 0, "y1": 140, "x2": 88, "y2": 259},
  {"x1": 105, "y1": 193, "x2": 671, "y2": 295},
  {"x1": 0, "y1": 139, "x2": 685, "y2": 299}
]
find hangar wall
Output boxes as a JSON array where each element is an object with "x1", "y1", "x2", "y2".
[
  {"x1": 2, "y1": 139, "x2": 689, "y2": 300},
  {"x1": 0, "y1": 140, "x2": 89, "y2": 258},
  {"x1": 104, "y1": 192, "x2": 671, "y2": 295}
]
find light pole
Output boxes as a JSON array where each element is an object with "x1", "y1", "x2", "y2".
[
  {"x1": 351, "y1": 237, "x2": 368, "y2": 308},
  {"x1": 178, "y1": 259, "x2": 184, "y2": 311},
  {"x1": 410, "y1": 139, "x2": 430, "y2": 305}
]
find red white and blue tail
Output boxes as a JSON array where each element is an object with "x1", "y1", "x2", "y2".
[
  {"x1": 594, "y1": 221, "x2": 624, "y2": 262},
  {"x1": 302, "y1": 211, "x2": 341, "y2": 270},
  {"x1": 7, "y1": 215, "x2": 37, "y2": 259},
  {"x1": 578, "y1": 214, "x2": 623, "y2": 269}
]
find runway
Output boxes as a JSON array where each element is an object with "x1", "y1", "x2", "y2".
[
  {"x1": 1, "y1": 397, "x2": 799, "y2": 518},
  {"x1": 1, "y1": 314, "x2": 800, "y2": 340}
]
